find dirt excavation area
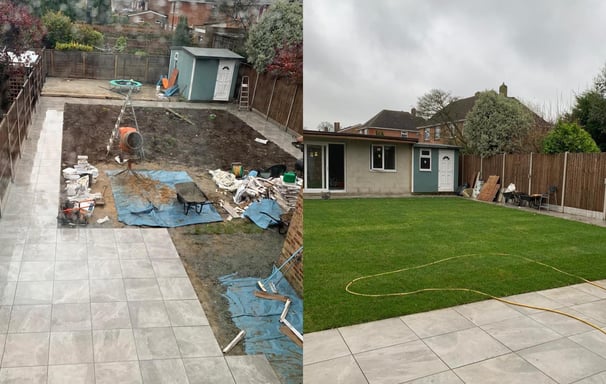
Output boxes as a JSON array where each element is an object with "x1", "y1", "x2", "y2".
[{"x1": 60, "y1": 103, "x2": 298, "y2": 354}]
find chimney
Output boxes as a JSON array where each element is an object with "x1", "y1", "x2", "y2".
[
  {"x1": 499, "y1": 82, "x2": 508, "y2": 97},
  {"x1": 334, "y1": 122, "x2": 341, "y2": 132},
  {"x1": 410, "y1": 108, "x2": 416, "y2": 117}
]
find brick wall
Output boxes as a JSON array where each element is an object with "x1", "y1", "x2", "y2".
[{"x1": 277, "y1": 189, "x2": 303, "y2": 297}]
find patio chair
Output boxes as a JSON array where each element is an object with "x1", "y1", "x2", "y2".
[{"x1": 539, "y1": 186, "x2": 557, "y2": 211}]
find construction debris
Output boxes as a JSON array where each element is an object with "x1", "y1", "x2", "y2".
[
  {"x1": 253, "y1": 290, "x2": 289, "y2": 302},
  {"x1": 222, "y1": 329, "x2": 246, "y2": 354}
]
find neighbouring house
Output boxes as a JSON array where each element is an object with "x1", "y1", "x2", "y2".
[
  {"x1": 418, "y1": 83, "x2": 552, "y2": 152},
  {"x1": 302, "y1": 129, "x2": 418, "y2": 197},
  {"x1": 340, "y1": 109, "x2": 426, "y2": 139},
  {"x1": 169, "y1": 47, "x2": 243, "y2": 101},
  {"x1": 127, "y1": 10, "x2": 168, "y2": 28}
]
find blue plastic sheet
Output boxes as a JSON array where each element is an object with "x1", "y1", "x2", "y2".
[
  {"x1": 220, "y1": 268, "x2": 302, "y2": 384},
  {"x1": 107, "y1": 170, "x2": 223, "y2": 227},
  {"x1": 243, "y1": 198, "x2": 283, "y2": 229}
]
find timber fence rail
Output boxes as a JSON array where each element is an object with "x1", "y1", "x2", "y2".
[
  {"x1": 461, "y1": 153, "x2": 606, "y2": 219},
  {"x1": 239, "y1": 64, "x2": 302, "y2": 134},
  {"x1": 0, "y1": 50, "x2": 47, "y2": 217}
]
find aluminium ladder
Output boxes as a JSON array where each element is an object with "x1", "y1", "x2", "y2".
[{"x1": 239, "y1": 76, "x2": 250, "y2": 111}]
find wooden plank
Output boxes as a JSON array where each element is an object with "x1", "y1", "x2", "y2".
[
  {"x1": 280, "y1": 325, "x2": 303, "y2": 347},
  {"x1": 253, "y1": 290, "x2": 289, "y2": 302},
  {"x1": 477, "y1": 175, "x2": 500, "y2": 201},
  {"x1": 165, "y1": 108, "x2": 195, "y2": 126}
]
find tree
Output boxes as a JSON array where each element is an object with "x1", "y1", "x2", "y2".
[
  {"x1": 172, "y1": 16, "x2": 192, "y2": 46},
  {"x1": 542, "y1": 120, "x2": 599, "y2": 154},
  {"x1": 569, "y1": 90, "x2": 606, "y2": 151},
  {"x1": 88, "y1": 0, "x2": 111, "y2": 25},
  {"x1": 316, "y1": 121, "x2": 333, "y2": 131},
  {"x1": 218, "y1": 0, "x2": 259, "y2": 31},
  {"x1": 0, "y1": 0, "x2": 43, "y2": 112},
  {"x1": 266, "y1": 42, "x2": 302, "y2": 83},
  {"x1": 73, "y1": 24, "x2": 103, "y2": 47},
  {"x1": 416, "y1": 89, "x2": 464, "y2": 144},
  {"x1": 245, "y1": 0, "x2": 302, "y2": 73},
  {"x1": 464, "y1": 90, "x2": 533, "y2": 156},
  {"x1": 41, "y1": 10, "x2": 72, "y2": 48}
]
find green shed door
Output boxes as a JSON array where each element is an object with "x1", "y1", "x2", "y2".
[{"x1": 213, "y1": 60, "x2": 236, "y2": 101}]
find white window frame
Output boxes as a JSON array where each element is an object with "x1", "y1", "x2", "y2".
[
  {"x1": 370, "y1": 144, "x2": 396, "y2": 171},
  {"x1": 424, "y1": 128, "x2": 430, "y2": 141},
  {"x1": 419, "y1": 148, "x2": 432, "y2": 171},
  {"x1": 434, "y1": 126, "x2": 441, "y2": 140}
]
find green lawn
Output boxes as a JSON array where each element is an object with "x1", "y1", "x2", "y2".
[{"x1": 304, "y1": 197, "x2": 606, "y2": 333}]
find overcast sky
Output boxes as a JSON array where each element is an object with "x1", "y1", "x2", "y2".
[{"x1": 303, "y1": 0, "x2": 606, "y2": 130}]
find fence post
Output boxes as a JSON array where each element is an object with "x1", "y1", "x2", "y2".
[
  {"x1": 603, "y1": 178, "x2": 606, "y2": 220},
  {"x1": 6, "y1": 116, "x2": 14, "y2": 183},
  {"x1": 501, "y1": 153, "x2": 506, "y2": 186},
  {"x1": 285, "y1": 84, "x2": 298, "y2": 132},
  {"x1": 266, "y1": 76, "x2": 277, "y2": 120},
  {"x1": 250, "y1": 71, "x2": 259, "y2": 111},
  {"x1": 560, "y1": 151, "x2": 569, "y2": 213},
  {"x1": 528, "y1": 152, "x2": 533, "y2": 194}
]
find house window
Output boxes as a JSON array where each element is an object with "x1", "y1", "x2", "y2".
[
  {"x1": 424, "y1": 128, "x2": 430, "y2": 141},
  {"x1": 420, "y1": 149, "x2": 431, "y2": 171},
  {"x1": 401, "y1": 131, "x2": 408, "y2": 138},
  {"x1": 447, "y1": 122, "x2": 456, "y2": 138},
  {"x1": 435, "y1": 127, "x2": 441, "y2": 140},
  {"x1": 371, "y1": 145, "x2": 396, "y2": 171}
]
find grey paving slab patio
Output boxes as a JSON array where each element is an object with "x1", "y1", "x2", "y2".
[
  {"x1": 305, "y1": 286, "x2": 606, "y2": 384},
  {"x1": 0, "y1": 97, "x2": 282, "y2": 383}
]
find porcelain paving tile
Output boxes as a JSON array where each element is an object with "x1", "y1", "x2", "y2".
[
  {"x1": 133, "y1": 327, "x2": 180, "y2": 360},
  {"x1": 165, "y1": 300, "x2": 208, "y2": 326},
  {"x1": 51, "y1": 303, "x2": 92, "y2": 331},
  {"x1": 225, "y1": 355, "x2": 282, "y2": 384},
  {"x1": 90, "y1": 279, "x2": 127, "y2": 302},
  {"x1": 95, "y1": 361, "x2": 143, "y2": 384},
  {"x1": 481, "y1": 316, "x2": 562, "y2": 351},
  {"x1": 575, "y1": 371, "x2": 606, "y2": 383},
  {"x1": 52, "y1": 280, "x2": 90, "y2": 304},
  {"x1": 124, "y1": 278, "x2": 163, "y2": 301},
  {"x1": 570, "y1": 283, "x2": 606, "y2": 299},
  {"x1": 151, "y1": 260, "x2": 187, "y2": 277},
  {"x1": 518, "y1": 337, "x2": 606, "y2": 384},
  {"x1": 117, "y1": 243, "x2": 149, "y2": 260},
  {"x1": 0, "y1": 283, "x2": 16, "y2": 305},
  {"x1": 453, "y1": 353, "x2": 557, "y2": 384},
  {"x1": 145, "y1": 243, "x2": 180, "y2": 259},
  {"x1": 48, "y1": 363, "x2": 94, "y2": 384},
  {"x1": 57, "y1": 228, "x2": 87, "y2": 242},
  {"x1": 303, "y1": 328, "x2": 351, "y2": 365},
  {"x1": 91, "y1": 301, "x2": 132, "y2": 330},
  {"x1": 424, "y1": 327, "x2": 510, "y2": 369},
  {"x1": 355, "y1": 339, "x2": 448, "y2": 384},
  {"x1": 0, "y1": 366, "x2": 47, "y2": 383},
  {"x1": 22, "y1": 243, "x2": 56, "y2": 261},
  {"x1": 339, "y1": 317, "x2": 417, "y2": 354},
  {"x1": 303, "y1": 355, "x2": 367, "y2": 384},
  {"x1": 2, "y1": 332, "x2": 47, "y2": 367},
  {"x1": 0, "y1": 307, "x2": 10, "y2": 333},
  {"x1": 404, "y1": 371, "x2": 464, "y2": 383},
  {"x1": 86, "y1": 229, "x2": 116, "y2": 244},
  {"x1": 88, "y1": 260, "x2": 122, "y2": 279},
  {"x1": 530, "y1": 308, "x2": 601, "y2": 336},
  {"x1": 569, "y1": 330, "x2": 606, "y2": 360},
  {"x1": 14, "y1": 281, "x2": 53, "y2": 305},
  {"x1": 18, "y1": 261, "x2": 54, "y2": 281},
  {"x1": 402, "y1": 308, "x2": 475, "y2": 339},
  {"x1": 114, "y1": 229, "x2": 144, "y2": 243},
  {"x1": 157, "y1": 277, "x2": 198, "y2": 300},
  {"x1": 571, "y1": 299, "x2": 606, "y2": 323},
  {"x1": 537, "y1": 286, "x2": 601, "y2": 307},
  {"x1": 120, "y1": 260, "x2": 155, "y2": 278},
  {"x1": 503, "y1": 291, "x2": 565, "y2": 315},
  {"x1": 92, "y1": 329, "x2": 138, "y2": 363},
  {"x1": 183, "y1": 357, "x2": 236, "y2": 384},
  {"x1": 128, "y1": 301, "x2": 171, "y2": 328},
  {"x1": 173, "y1": 326, "x2": 222, "y2": 357},
  {"x1": 87, "y1": 243, "x2": 119, "y2": 260},
  {"x1": 0, "y1": 263, "x2": 20, "y2": 282},
  {"x1": 54, "y1": 260, "x2": 89, "y2": 280},
  {"x1": 455, "y1": 300, "x2": 522, "y2": 326},
  {"x1": 55, "y1": 241, "x2": 88, "y2": 260},
  {"x1": 49, "y1": 331, "x2": 94, "y2": 365},
  {"x1": 8, "y1": 304, "x2": 51, "y2": 333},
  {"x1": 139, "y1": 359, "x2": 189, "y2": 384}
]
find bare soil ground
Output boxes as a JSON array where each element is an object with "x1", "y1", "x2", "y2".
[{"x1": 61, "y1": 103, "x2": 297, "y2": 354}]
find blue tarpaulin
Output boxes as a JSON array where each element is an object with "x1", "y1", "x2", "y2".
[
  {"x1": 107, "y1": 170, "x2": 223, "y2": 227},
  {"x1": 220, "y1": 268, "x2": 302, "y2": 384},
  {"x1": 243, "y1": 198, "x2": 283, "y2": 229}
]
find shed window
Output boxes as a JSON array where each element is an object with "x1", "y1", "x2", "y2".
[
  {"x1": 420, "y1": 149, "x2": 431, "y2": 171},
  {"x1": 371, "y1": 145, "x2": 396, "y2": 171}
]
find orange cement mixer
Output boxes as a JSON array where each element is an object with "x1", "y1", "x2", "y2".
[{"x1": 118, "y1": 127, "x2": 143, "y2": 153}]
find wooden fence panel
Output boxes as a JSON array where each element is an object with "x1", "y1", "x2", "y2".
[
  {"x1": 267, "y1": 78, "x2": 294, "y2": 128},
  {"x1": 481, "y1": 155, "x2": 503, "y2": 183},
  {"x1": 530, "y1": 153, "x2": 564, "y2": 201},
  {"x1": 503, "y1": 153, "x2": 531, "y2": 193},
  {"x1": 0, "y1": 118, "x2": 10, "y2": 208},
  {"x1": 288, "y1": 84, "x2": 302, "y2": 133},
  {"x1": 460, "y1": 155, "x2": 482, "y2": 187},
  {"x1": 251, "y1": 71, "x2": 272, "y2": 116},
  {"x1": 565, "y1": 153, "x2": 606, "y2": 212}
]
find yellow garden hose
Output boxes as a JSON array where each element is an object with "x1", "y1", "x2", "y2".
[{"x1": 345, "y1": 253, "x2": 606, "y2": 335}]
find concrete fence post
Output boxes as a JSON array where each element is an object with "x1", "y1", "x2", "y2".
[
  {"x1": 561, "y1": 152, "x2": 568, "y2": 213},
  {"x1": 528, "y1": 152, "x2": 533, "y2": 194}
]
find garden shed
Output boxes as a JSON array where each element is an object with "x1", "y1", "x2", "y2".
[
  {"x1": 169, "y1": 47, "x2": 243, "y2": 102},
  {"x1": 412, "y1": 143, "x2": 460, "y2": 193}
]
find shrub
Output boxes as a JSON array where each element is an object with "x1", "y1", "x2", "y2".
[
  {"x1": 55, "y1": 42, "x2": 93, "y2": 52},
  {"x1": 73, "y1": 24, "x2": 103, "y2": 47}
]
